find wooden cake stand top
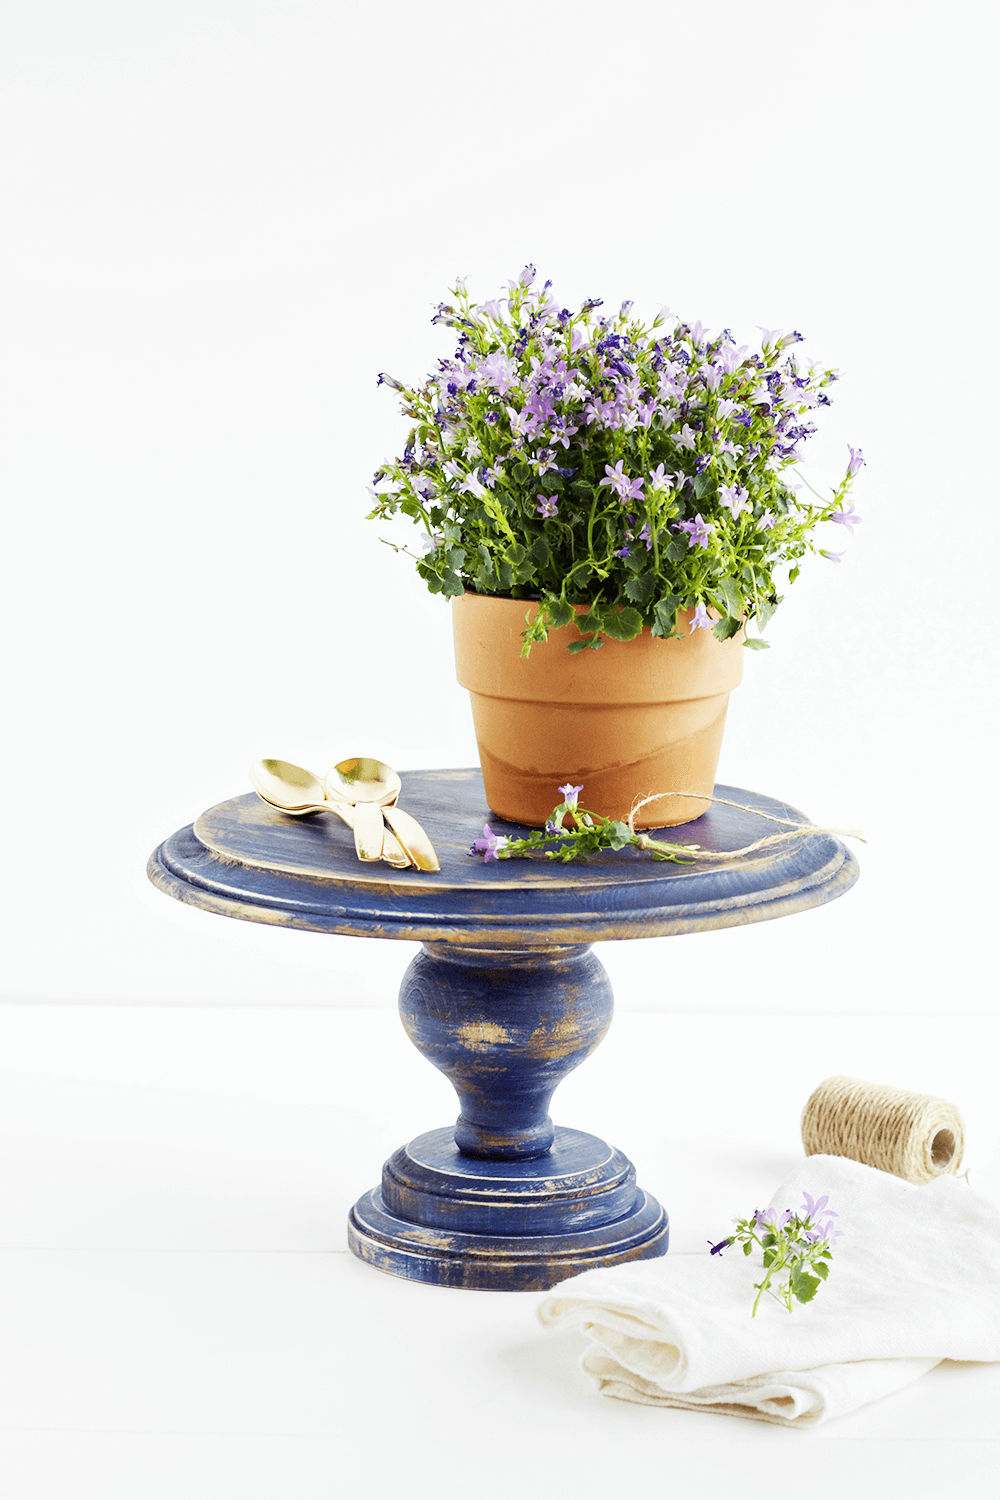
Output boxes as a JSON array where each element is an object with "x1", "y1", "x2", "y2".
[{"x1": 148, "y1": 769, "x2": 858, "y2": 949}]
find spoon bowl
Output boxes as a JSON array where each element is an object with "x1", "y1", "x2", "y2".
[
  {"x1": 325, "y1": 757, "x2": 403, "y2": 807},
  {"x1": 326, "y1": 758, "x2": 440, "y2": 872},
  {"x1": 249, "y1": 759, "x2": 410, "y2": 868},
  {"x1": 250, "y1": 759, "x2": 329, "y2": 811}
]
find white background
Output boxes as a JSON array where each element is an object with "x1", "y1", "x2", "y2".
[
  {"x1": 1, "y1": 4, "x2": 998, "y2": 1494},
  {"x1": 2, "y1": 0, "x2": 997, "y2": 1014}
]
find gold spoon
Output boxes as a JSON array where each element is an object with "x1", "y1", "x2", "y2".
[
  {"x1": 249, "y1": 760, "x2": 410, "y2": 868},
  {"x1": 325, "y1": 758, "x2": 441, "y2": 872}
]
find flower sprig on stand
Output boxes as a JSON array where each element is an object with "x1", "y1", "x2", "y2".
[
  {"x1": 467, "y1": 785, "x2": 865, "y2": 867},
  {"x1": 468, "y1": 784, "x2": 700, "y2": 865},
  {"x1": 708, "y1": 1192, "x2": 844, "y2": 1316}
]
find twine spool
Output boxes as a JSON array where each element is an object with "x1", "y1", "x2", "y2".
[{"x1": 801, "y1": 1075, "x2": 965, "y2": 1185}]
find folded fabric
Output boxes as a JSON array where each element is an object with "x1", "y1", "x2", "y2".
[{"x1": 537, "y1": 1154, "x2": 1000, "y2": 1426}]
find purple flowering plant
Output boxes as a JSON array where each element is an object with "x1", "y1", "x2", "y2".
[
  {"x1": 710, "y1": 1192, "x2": 843, "y2": 1316},
  {"x1": 368, "y1": 267, "x2": 864, "y2": 653}
]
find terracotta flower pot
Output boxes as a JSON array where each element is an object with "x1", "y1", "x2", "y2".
[{"x1": 452, "y1": 592, "x2": 745, "y2": 829}]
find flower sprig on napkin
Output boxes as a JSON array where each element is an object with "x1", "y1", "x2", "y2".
[{"x1": 710, "y1": 1192, "x2": 844, "y2": 1316}]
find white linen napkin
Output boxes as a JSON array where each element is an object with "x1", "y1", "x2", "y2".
[{"x1": 537, "y1": 1154, "x2": 1000, "y2": 1426}]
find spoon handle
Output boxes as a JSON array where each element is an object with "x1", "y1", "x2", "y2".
[
  {"x1": 320, "y1": 799, "x2": 410, "y2": 867},
  {"x1": 351, "y1": 800, "x2": 387, "y2": 863},
  {"x1": 382, "y1": 804, "x2": 440, "y2": 872}
]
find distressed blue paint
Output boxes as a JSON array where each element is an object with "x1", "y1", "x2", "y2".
[
  {"x1": 400, "y1": 944, "x2": 613, "y2": 1159},
  {"x1": 349, "y1": 1176, "x2": 668, "y2": 1292},
  {"x1": 147, "y1": 770, "x2": 859, "y2": 1291},
  {"x1": 147, "y1": 772, "x2": 859, "y2": 946}
]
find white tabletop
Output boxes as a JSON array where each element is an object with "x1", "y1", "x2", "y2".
[{"x1": 0, "y1": 1002, "x2": 997, "y2": 1497}]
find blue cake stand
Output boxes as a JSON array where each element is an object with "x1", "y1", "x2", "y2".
[{"x1": 148, "y1": 769, "x2": 858, "y2": 1290}]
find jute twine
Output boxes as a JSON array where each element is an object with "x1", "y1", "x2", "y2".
[
  {"x1": 801, "y1": 1075, "x2": 965, "y2": 1185},
  {"x1": 625, "y1": 791, "x2": 866, "y2": 860}
]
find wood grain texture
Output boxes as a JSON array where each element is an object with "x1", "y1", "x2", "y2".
[{"x1": 147, "y1": 770, "x2": 859, "y2": 948}]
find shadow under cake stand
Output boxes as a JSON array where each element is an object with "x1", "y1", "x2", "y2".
[{"x1": 148, "y1": 769, "x2": 858, "y2": 1291}]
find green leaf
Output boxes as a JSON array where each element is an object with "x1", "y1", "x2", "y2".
[
  {"x1": 601, "y1": 606, "x2": 644, "y2": 641},
  {"x1": 651, "y1": 595, "x2": 681, "y2": 638},
  {"x1": 718, "y1": 576, "x2": 744, "y2": 620},
  {"x1": 514, "y1": 462, "x2": 532, "y2": 483},
  {"x1": 624, "y1": 572, "x2": 656, "y2": 605},
  {"x1": 814, "y1": 1261, "x2": 829, "y2": 1280},
  {"x1": 790, "y1": 1269, "x2": 821, "y2": 1304},
  {"x1": 712, "y1": 615, "x2": 742, "y2": 642},
  {"x1": 743, "y1": 1241, "x2": 753, "y2": 1256},
  {"x1": 743, "y1": 636, "x2": 770, "y2": 650},
  {"x1": 567, "y1": 638, "x2": 590, "y2": 654},
  {"x1": 530, "y1": 535, "x2": 551, "y2": 568},
  {"x1": 692, "y1": 473, "x2": 713, "y2": 499},
  {"x1": 789, "y1": 564, "x2": 800, "y2": 584},
  {"x1": 762, "y1": 1248, "x2": 777, "y2": 1268},
  {"x1": 548, "y1": 597, "x2": 574, "y2": 629},
  {"x1": 665, "y1": 535, "x2": 689, "y2": 561},
  {"x1": 757, "y1": 598, "x2": 778, "y2": 631},
  {"x1": 606, "y1": 821, "x2": 633, "y2": 850}
]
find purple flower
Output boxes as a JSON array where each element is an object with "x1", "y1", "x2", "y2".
[
  {"x1": 647, "y1": 462, "x2": 670, "y2": 490},
  {"x1": 800, "y1": 1192, "x2": 842, "y2": 1243},
  {"x1": 758, "y1": 510, "x2": 776, "y2": 531},
  {"x1": 831, "y1": 502, "x2": 863, "y2": 533},
  {"x1": 468, "y1": 824, "x2": 510, "y2": 863},
  {"x1": 558, "y1": 783, "x2": 584, "y2": 809},
  {"x1": 719, "y1": 483, "x2": 751, "y2": 519},
  {"x1": 377, "y1": 372, "x2": 404, "y2": 390},
  {"x1": 676, "y1": 423, "x2": 698, "y2": 451},
  {"x1": 674, "y1": 513, "x2": 713, "y2": 549},
  {"x1": 519, "y1": 264, "x2": 537, "y2": 287},
  {"x1": 708, "y1": 1238, "x2": 731, "y2": 1256},
  {"x1": 476, "y1": 351, "x2": 519, "y2": 395},
  {"x1": 689, "y1": 603, "x2": 712, "y2": 631},
  {"x1": 821, "y1": 549, "x2": 844, "y2": 564},
  {"x1": 599, "y1": 460, "x2": 645, "y2": 503},
  {"x1": 755, "y1": 1206, "x2": 794, "y2": 1231},
  {"x1": 847, "y1": 444, "x2": 865, "y2": 476},
  {"x1": 536, "y1": 494, "x2": 558, "y2": 518},
  {"x1": 420, "y1": 531, "x2": 444, "y2": 554},
  {"x1": 800, "y1": 1191, "x2": 835, "y2": 1221},
  {"x1": 615, "y1": 544, "x2": 631, "y2": 558},
  {"x1": 460, "y1": 470, "x2": 489, "y2": 500}
]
